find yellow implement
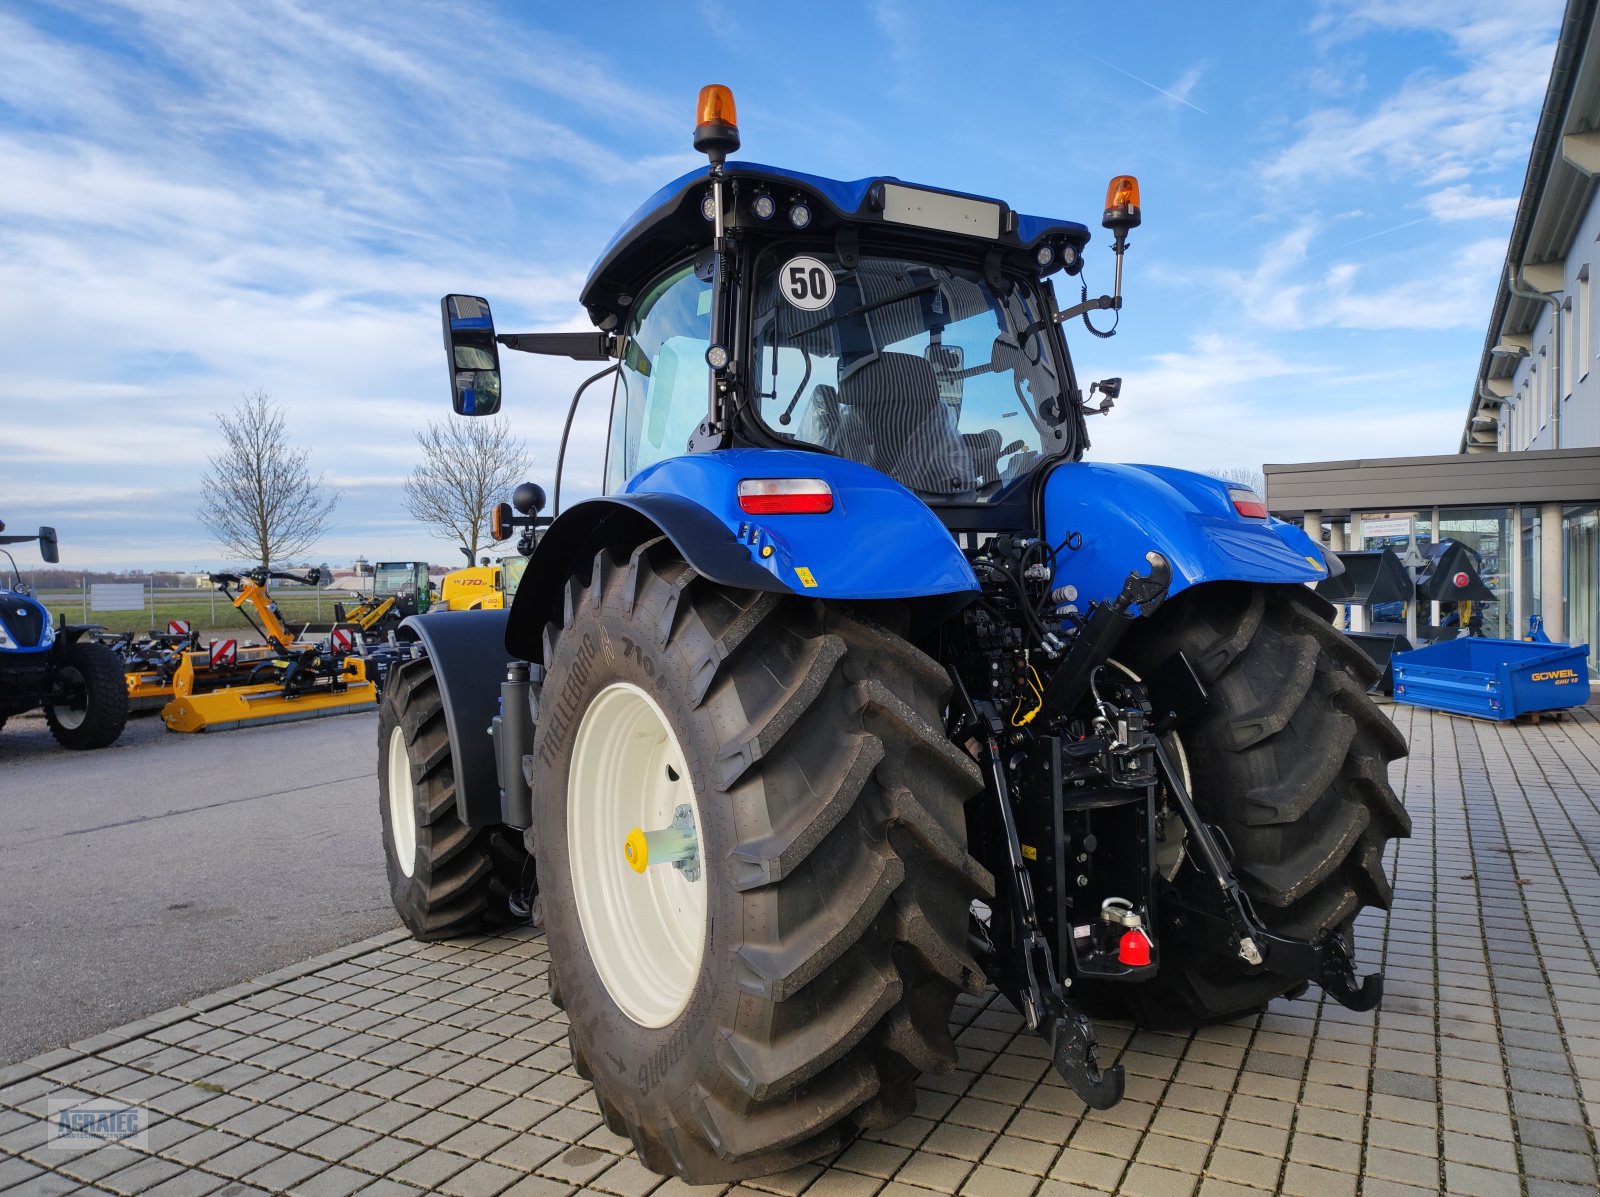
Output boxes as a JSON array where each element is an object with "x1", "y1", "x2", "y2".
[
  {"x1": 152, "y1": 568, "x2": 377, "y2": 732},
  {"x1": 160, "y1": 650, "x2": 376, "y2": 733}
]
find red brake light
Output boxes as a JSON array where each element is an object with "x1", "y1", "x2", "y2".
[
  {"x1": 1230, "y1": 489, "x2": 1268, "y2": 519},
  {"x1": 738, "y1": 478, "x2": 833, "y2": 515}
]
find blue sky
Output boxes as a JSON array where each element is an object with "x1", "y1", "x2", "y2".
[{"x1": 0, "y1": 0, "x2": 1564, "y2": 569}]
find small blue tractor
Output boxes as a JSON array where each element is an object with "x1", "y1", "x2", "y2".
[
  {"x1": 377, "y1": 87, "x2": 1408, "y2": 1183},
  {"x1": 0, "y1": 521, "x2": 128, "y2": 749}
]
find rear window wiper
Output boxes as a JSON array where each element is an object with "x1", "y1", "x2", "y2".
[{"x1": 787, "y1": 281, "x2": 940, "y2": 341}]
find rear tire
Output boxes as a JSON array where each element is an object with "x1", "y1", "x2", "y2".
[
  {"x1": 45, "y1": 642, "x2": 128, "y2": 750},
  {"x1": 1087, "y1": 582, "x2": 1409, "y2": 1029},
  {"x1": 534, "y1": 539, "x2": 992, "y2": 1183},
  {"x1": 378, "y1": 657, "x2": 535, "y2": 940}
]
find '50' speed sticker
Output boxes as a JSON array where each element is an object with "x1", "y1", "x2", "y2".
[{"x1": 779, "y1": 256, "x2": 835, "y2": 311}]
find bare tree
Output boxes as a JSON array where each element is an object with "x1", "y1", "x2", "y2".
[
  {"x1": 403, "y1": 417, "x2": 531, "y2": 563},
  {"x1": 199, "y1": 390, "x2": 340, "y2": 568},
  {"x1": 1208, "y1": 465, "x2": 1267, "y2": 496}
]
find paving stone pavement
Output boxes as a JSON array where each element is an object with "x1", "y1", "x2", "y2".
[{"x1": 3, "y1": 703, "x2": 1599, "y2": 1196}]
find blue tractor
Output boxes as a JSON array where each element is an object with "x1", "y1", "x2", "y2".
[
  {"x1": 0, "y1": 521, "x2": 129, "y2": 749},
  {"x1": 377, "y1": 87, "x2": 1408, "y2": 1183}
]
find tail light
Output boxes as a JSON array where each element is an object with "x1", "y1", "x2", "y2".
[
  {"x1": 1229, "y1": 488, "x2": 1268, "y2": 519},
  {"x1": 737, "y1": 478, "x2": 834, "y2": 515}
]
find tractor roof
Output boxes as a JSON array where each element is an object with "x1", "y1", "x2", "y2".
[{"x1": 579, "y1": 161, "x2": 1092, "y2": 327}]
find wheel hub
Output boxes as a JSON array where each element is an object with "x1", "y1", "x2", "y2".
[
  {"x1": 624, "y1": 804, "x2": 701, "y2": 882},
  {"x1": 569, "y1": 682, "x2": 706, "y2": 1028},
  {"x1": 51, "y1": 665, "x2": 88, "y2": 730}
]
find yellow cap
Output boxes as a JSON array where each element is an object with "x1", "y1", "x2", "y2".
[{"x1": 624, "y1": 827, "x2": 649, "y2": 873}]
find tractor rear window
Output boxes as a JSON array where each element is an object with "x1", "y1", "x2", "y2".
[
  {"x1": 752, "y1": 254, "x2": 1066, "y2": 498},
  {"x1": 607, "y1": 264, "x2": 712, "y2": 491}
]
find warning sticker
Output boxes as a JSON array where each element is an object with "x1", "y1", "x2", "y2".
[{"x1": 794, "y1": 566, "x2": 819, "y2": 588}]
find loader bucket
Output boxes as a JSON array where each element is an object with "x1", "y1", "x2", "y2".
[
  {"x1": 1415, "y1": 541, "x2": 1496, "y2": 603},
  {"x1": 1342, "y1": 630, "x2": 1414, "y2": 696},
  {"x1": 1315, "y1": 550, "x2": 1414, "y2": 606}
]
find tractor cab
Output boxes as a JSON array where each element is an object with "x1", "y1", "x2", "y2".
[
  {"x1": 441, "y1": 85, "x2": 1140, "y2": 532},
  {"x1": 372, "y1": 560, "x2": 431, "y2": 617}
]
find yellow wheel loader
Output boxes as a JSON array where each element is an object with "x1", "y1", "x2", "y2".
[{"x1": 434, "y1": 554, "x2": 527, "y2": 611}]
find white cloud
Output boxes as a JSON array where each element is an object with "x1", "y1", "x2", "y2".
[
  {"x1": 1215, "y1": 222, "x2": 1504, "y2": 332},
  {"x1": 1270, "y1": 1, "x2": 1560, "y2": 188},
  {"x1": 1423, "y1": 184, "x2": 1518, "y2": 224},
  {"x1": 1089, "y1": 334, "x2": 1465, "y2": 470}
]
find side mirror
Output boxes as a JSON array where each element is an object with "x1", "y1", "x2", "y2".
[
  {"x1": 441, "y1": 295, "x2": 503, "y2": 416},
  {"x1": 38, "y1": 526, "x2": 59, "y2": 564}
]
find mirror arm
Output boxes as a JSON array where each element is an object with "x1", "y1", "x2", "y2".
[
  {"x1": 496, "y1": 332, "x2": 616, "y2": 361},
  {"x1": 1054, "y1": 293, "x2": 1119, "y2": 324}
]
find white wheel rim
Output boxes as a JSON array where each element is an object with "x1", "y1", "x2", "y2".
[
  {"x1": 569, "y1": 681, "x2": 706, "y2": 1028},
  {"x1": 387, "y1": 724, "x2": 418, "y2": 878},
  {"x1": 52, "y1": 666, "x2": 88, "y2": 730}
]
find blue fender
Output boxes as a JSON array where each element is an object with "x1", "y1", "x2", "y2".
[
  {"x1": 1043, "y1": 462, "x2": 1329, "y2": 607},
  {"x1": 506, "y1": 448, "x2": 977, "y2": 661},
  {"x1": 627, "y1": 450, "x2": 977, "y2": 597}
]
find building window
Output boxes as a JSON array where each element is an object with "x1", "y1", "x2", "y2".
[
  {"x1": 1439, "y1": 507, "x2": 1514, "y2": 639},
  {"x1": 1565, "y1": 504, "x2": 1598, "y2": 679},
  {"x1": 1561, "y1": 299, "x2": 1572, "y2": 398},
  {"x1": 1521, "y1": 506, "x2": 1541, "y2": 628},
  {"x1": 1579, "y1": 265, "x2": 1591, "y2": 381}
]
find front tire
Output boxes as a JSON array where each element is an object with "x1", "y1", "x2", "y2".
[
  {"x1": 377, "y1": 657, "x2": 535, "y2": 940},
  {"x1": 46, "y1": 641, "x2": 128, "y2": 750},
  {"x1": 534, "y1": 539, "x2": 991, "y2": 1184},
  {"x1": 1095, "y1": 582, "x2": 1409, "y2": 1028}
]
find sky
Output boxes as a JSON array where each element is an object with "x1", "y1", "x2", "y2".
[{"x1": 0, "y1": 0, "x2": 1566, "y2": 570}]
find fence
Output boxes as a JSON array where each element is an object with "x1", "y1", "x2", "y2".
[{"x1": 34, "y1": 579, "x2": 334, "y2": 635}]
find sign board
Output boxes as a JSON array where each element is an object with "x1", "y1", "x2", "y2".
[
  {"x1": 1361, "y1": 517, "x2": 1413, "y2": 542},
  {"x1": 330, "y1": 627, "x2": 354, "y2": 653},
  {"x1": 210, "y1": 639, "x2": 237, "y2": 668},
  {"x1": 167, "y1": 619, "x2": 191, "y2": 635},
  {"x1": 91, "y1": 583, "x2": 145, "y2": 612}
]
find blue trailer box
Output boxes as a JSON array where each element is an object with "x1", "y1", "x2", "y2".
[{"x1": 1391, "y1": 637, "x2": 1591, "y2": 720}]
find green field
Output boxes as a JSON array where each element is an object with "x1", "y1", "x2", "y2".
[{"x1": 37, "y1": 589, "x2": 347, "y2": 637}]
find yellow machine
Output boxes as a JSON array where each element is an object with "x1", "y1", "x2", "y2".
[
  {"x1": 151, "y1": 568, "x2": 377, "y2": 733},
  {"x1": 435, "y1": 555, "x2": 527, "y2": 611},
  {"x1": 336, "y1": 561, "x2": 432, "y2": 630},
  {"x1": 116, "y1": 631, "x2": 200, "y2": 712},
  {"x1": 160, "y1": 648, "x2": 374, "y2": 733}
]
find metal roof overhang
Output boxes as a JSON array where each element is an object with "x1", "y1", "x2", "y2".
[{"x1": 1265, "y1": 446, "x2": 1600, "y2": 518}]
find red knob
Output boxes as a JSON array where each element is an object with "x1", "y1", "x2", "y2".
[
  {"x1": 1118, "y1": 929, "x2": 1152, "y2": 967},
  {"x1": 1453, "y1": 572, "x2": 1469, "y2": 588}
]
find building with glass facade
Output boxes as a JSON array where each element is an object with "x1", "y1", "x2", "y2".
[
  {"x1": 1268, "y1": 0, "x2": 1600, "y2": 677},
  {"x1": 1265, "y1": 450, "x2": 1600, "y2": 675}
]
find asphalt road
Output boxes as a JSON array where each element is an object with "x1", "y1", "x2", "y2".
[{"x1": 0, "y1": 708, "x2": 399, "y2": 1066}]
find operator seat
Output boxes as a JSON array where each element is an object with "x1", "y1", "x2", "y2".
[
  {"x1": 839, "y1": 351, "x2": 973, "y2": 495},
  {"x1": 805, "y1": 383, "x2": 871, "y2": 463}
]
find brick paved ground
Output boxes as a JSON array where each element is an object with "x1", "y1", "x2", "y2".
[{"x1": 3, "y1": 703, "x2": 1598, "y2": 1196}]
